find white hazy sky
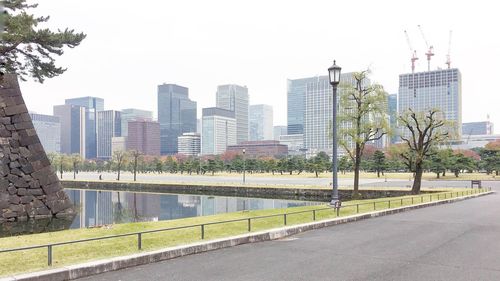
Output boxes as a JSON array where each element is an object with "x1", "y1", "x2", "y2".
[{"x1": 19, "y1": 0, "x2": 500, "y2": 133}]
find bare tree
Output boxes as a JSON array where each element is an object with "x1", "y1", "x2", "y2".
[
  {"x1": 112, "y1": 150, "x2": 128, "y2": 181},
  {"x1": 338, "y1": 71, "x2": 389, "y2": 198},
  {"x1": 399, "y1": 109, "x2": 449, "y2": 194},
  {"x1": 129, "y1": 150, "x2": 142, "y2": 182},
  {"x1": 70, "y1": 153, "x2": 81, "y2": 180}
]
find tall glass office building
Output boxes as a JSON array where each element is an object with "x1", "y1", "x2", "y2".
[
  {"x1": 97, "y1": 110, "x2": 121, "y2": 159},
  {"x1": 201, "y1": 107, "x2": 236, "y2": 155},
  {"x1": 287, "y1": 77, "x2": 320, "y2": 135},
  {"x1": 249, "y1": 104, "x2": 273, "y2": 141},
  {"x1": 216, "y1": 84, "x2": 249, "y2": 144},
  {"x1": 30, "y1": 113, "x2": 61, "y2": 153},
  {"x1": 65, "y1": 97, "x2": 104, "y2": 159},
  {"x1": 157, "y1": 84, "x2": 197, "y2": 155},
  {"x1": 53, "y1": 104, "x2": 86, "y2": 156},
  {"x1": 387, "y1": 94, "x2": 398, "y2": 144},
  {"x1": 303, "y1": 73, "x2": 370, "y2": 156},
  {"x1": 120, "y1": 108, "x2": 153, "y2": 137},
  {"x1": 398, "y1": 68, "x2": 462, "y2": 140}
]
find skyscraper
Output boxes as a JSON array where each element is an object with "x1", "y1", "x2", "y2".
[
  {"x1": 249, "y1": 104, "x2": 273, "y2": 141},
  {"x1": 287, "y1": 77, "x2": 319, "y2": 135},
  {"x1": 157, "y1": 84, "x2": 197, "y2": 155},
  {"x1": 201, "y1": 107, "x2": 236, "y2": 155},
  {"x1": 216, "y1": 84, "x2": 249, "y2": 143},
  {"x1": 387, "y1": 94, "x2": 398, "y2": 144},
  {"x1": 303, "y1": 73, "x2": 369, "y2": 155},
  {"x1": 398, "y1": 68, "x2": 462, "y2": 140},
  {"x1": 97, "y1": 110, "x2": 121, "y2": 159},
  {"x1": 120, "y1": 108, "x2": 153, "y2": 137},
  {"x1": 65, "y1": 96, "x2": 104, "y2": 159},
  {"x1": 53, "y1": 104, "x2": 86, "y2": 156},
  {"x1": 127, "y1": 120, "x2": 161, "y2": 156},
  {"x1": 30, "y1": 113, "x2": 61, "y2": 153},
  {"x1": 273, "y1": 125, "x2": 287, "y2": 141}
]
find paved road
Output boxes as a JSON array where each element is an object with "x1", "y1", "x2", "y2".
[{"x1": 80, "y1": 184, "x2": 500, "y2": 281}]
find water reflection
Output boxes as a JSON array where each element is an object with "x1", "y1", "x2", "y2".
[{"x1": 65, "y1": 189, "x2": 320, "y2": 229}]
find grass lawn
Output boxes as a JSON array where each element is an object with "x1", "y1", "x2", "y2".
[{"x1": 0, "y1": 188, "x2": 487, "y2": 277}]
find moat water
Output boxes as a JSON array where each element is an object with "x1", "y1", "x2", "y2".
[{"x1": 0, "y1": 188, "x2": 320, "y2": 237}]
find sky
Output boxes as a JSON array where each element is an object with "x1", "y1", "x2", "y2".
[{"x1": 18, "y1": 0, "x2": 500, "y2": 133}]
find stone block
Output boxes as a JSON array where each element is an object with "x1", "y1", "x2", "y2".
[
  {"x1": 17, "y1": 187, "x2": 27, "y2": 196},
  {"x1": 42, "y1": 182, "x2": 61, "y2": 195},
  {"x1": 28, "y1": 143, "x2": 44, "y2": 153},
  {"x1": 0, "y1": 178, "x2": 9, "y2": 189},
  {"x1": 19, "y1": 135, "x2": 39, "y2": 146},
  {"x1": 9, "y1": 139, "x2": 19, "y2": 148},
  {"x1": 7, "y1": 185, "x2": 17, "y2": 195},
  {"x1": 29, "y1": 180, "x2": 40, "y2": 189},
  {"x1": 9, "y1": 194, "x2": 20, "y2": 204},
  {"x1": 2, "y1": 210, "x2": 17, "y2": 219},
  {"x1": 9, "y1": 204, "x2": 24, "y2": 213},
  {"x1": 31, "y1": 166, "x2": 52, "y2": 180},
  {"x1": 14, "y1": 121, "x2": 34, "y2": 130},
  {"x1": 7, "y1": 174, "x2": 19, "y2": 183},
  {"x1": 5, "y1": 124, "x2": 15, "y2": 130},
  {"x1": 4, "y1": 103, "x2": 28, "y2": 116},
  {"x1": 21, "y1": 163, "x2": 34, "y2": 174},
  {"x1": 0, "y1": 128, "x2": 11, "y2": 137},
  {"x1": 14, "y1": 178, "x2": 29, "y2": 188},
  {"x1": 9, "y1": 154, "x2": 20, "y2": 162},
  {"x1": 11, "y1": 167, "x2": 24, "y2": 176},
  {"x1": 9, "y1": 159, "x2": 21, "y2": 169},
  {"x1": 27, "y1": 188, "x2": 43, "y2": 196},
  {"x1": 0, "y1": 117, "x2": 10, "y2": 124},
  {"x1": 0, "y1": 199, "x2": 9, "y2": 209},
  {"x1": 19, "y1": 146, "x2": 31, "y2": 157},
  {"x1": 20, "y1": 195, "x2": 34, "y2": 204}
]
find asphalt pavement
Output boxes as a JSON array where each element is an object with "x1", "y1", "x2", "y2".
[{"x1": 79, "y1": 182, "x2": 500, "y2": 281}]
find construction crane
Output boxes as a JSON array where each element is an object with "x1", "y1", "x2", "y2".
[
  {"x1": 445, "y1": 30, "x2": 452, "y2": 69},
  {"x1": 404, "y1": 30, "x2": 418, "y2": 97},
  {"x1": 404, "y1": 30, "x2": 419, "y2": 73},
  {"x1": 418, "y1": 25, "x2": 434, "y2": 71}
]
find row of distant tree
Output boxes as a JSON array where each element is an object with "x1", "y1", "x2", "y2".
[{"x1": 48, "y1": 140, "x2": 499, "y2": 182}]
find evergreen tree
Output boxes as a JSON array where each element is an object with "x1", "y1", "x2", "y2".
[{"x1": 1, "y1": 0, "x2": 86, "y2": 81}]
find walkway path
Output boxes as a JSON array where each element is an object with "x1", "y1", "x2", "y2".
[{"x1": 79, "y1": 183, "x2": 500, "y2": 281}]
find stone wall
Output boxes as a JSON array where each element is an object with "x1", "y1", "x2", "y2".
[
  {"x1": 62, "y1": 180, "x2": 424, "y2": 202},
  {"x1": 0, "y1": 74, "x2": 74, "y2": 222}
]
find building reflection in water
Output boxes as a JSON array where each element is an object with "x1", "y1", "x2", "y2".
[{"x1": 64, "y1": 189, "x2": 319, "y2": 229}]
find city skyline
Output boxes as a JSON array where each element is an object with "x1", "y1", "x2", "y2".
[{"x1": 17, "y1": 1, "x2": 500, "y2": 134}]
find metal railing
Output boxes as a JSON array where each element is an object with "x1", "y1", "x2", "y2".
[{"x1": 0, "y1": 188, "x2": 491, "y2": 266}]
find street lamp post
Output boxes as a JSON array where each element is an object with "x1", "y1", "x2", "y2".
[
  {"x1": 328, "y1": 60, "x2": 342, "y2": 208},
  {"x1": 242, "y1": 148, "x2": 246, "y2": 184}
]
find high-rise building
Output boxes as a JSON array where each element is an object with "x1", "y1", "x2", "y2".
[
  {"x1": 120, "y1": 108, "x2": 153, "y2": 137},
  {"x1": 279, "y1": 134, "x2": 304, "y2": 156},
  {"x1": 249, "y1": 104, "x2": 273, "y2": 141},
  {"x1": 216, "y1": 84, "x2": 249, "y2": 144},
  {"x1": 303, "y1": 73, "x2": 366, "y2": 155},
  {"x1": 287, "y1": 77, "x2": 319, "y2": 135},
  {"x1": 462, "y1": 121, "x2": 494, "y2": 136},
  {"x1": 97, "y1": 110, "x2": 121, "y2": 159},
  {"x1": 387, "y1": 94, "x2": 399, "y2": 144},
  {"x1": 398, "y1": 68, "x2": 462, "y2": 140},
  {"x1": 53, "y1": 104, "x2": 86, "y2": 156},
  {"x1": 126, "y1": 120, "x2": 161, "y2": 156},
  {"x1": 65, "y1": 96, "x2": 104, "y2": 159},
  {"x1": 178, "y1": 133, "x2": 201, "y2": 157},
  {"x1": 30, "y1": 113, "x2": 61, "y2": 153},
  {"x1": 201, "y1": 107, "x2": 236, "y2": 155},
  {"x1": 157, "y1": 84, "x2": 197, "y2": 155},
  {"x1": 273, "y1": 125, "x2": 287, "y2": 141}
]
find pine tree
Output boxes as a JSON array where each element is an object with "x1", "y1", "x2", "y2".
[{"x1": 1, "y1": 0, "x2": 86, "y2": 82}]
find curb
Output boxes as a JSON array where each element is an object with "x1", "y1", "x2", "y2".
[{"x1": 2, "y1": 191, "x2": 493, "y2": 281}]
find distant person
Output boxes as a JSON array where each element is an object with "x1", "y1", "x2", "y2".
[{"x1": 99, "y1": 174, "x2": 102, "y2": 180}]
